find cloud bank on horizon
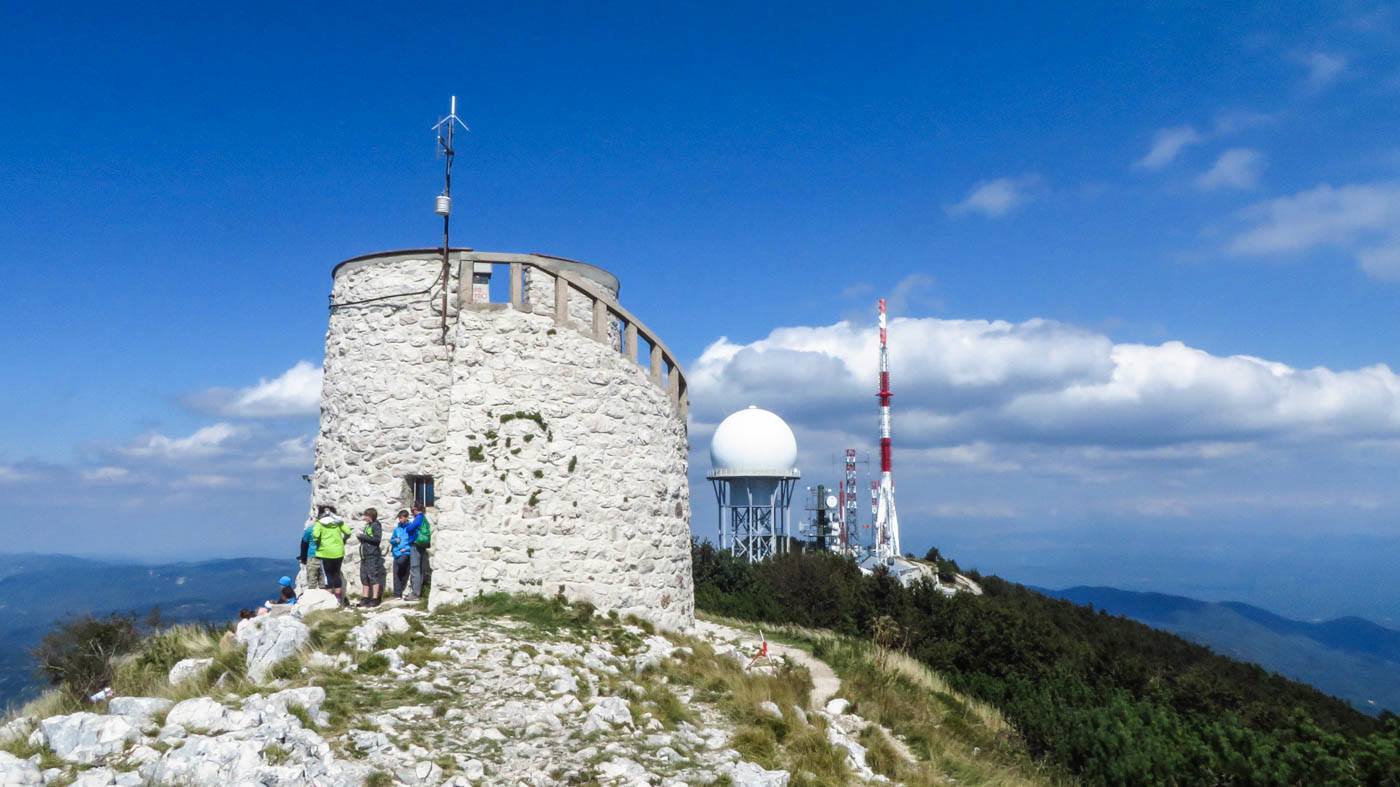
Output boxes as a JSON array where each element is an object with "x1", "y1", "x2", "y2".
[
  {"x1": 684, "y1": 310, "x2": 1400, "y2": 548},
  {"x1": 690, "y1": 315, "x2": 1400, "y2": 449}
]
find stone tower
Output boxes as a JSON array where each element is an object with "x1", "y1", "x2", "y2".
[{"x1": 313, "y1": 249, "x2": 693, "y2": 630}]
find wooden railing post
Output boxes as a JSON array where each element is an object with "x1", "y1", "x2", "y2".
[
  {"x1": 592, "y1": 298, "x2": 607, "y2": 342},
  {"x1": 513, "y1": 257, "x2": 689, "y2": 417},
  {"x1": 554, "y1": 274, "x2": 569, "y2": 327}
]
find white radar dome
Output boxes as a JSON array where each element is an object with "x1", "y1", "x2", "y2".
[{"x1": 710, "y1": 406, "x2": 799, "y2": 474}]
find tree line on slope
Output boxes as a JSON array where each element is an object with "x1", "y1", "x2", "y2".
[{"x1": 691, "y1": 541, "x2": 1400, "y2": 786}]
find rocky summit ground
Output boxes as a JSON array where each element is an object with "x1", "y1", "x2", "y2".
[{"x1": 0, "y1": 593, "x2": 928, "y2": 786}]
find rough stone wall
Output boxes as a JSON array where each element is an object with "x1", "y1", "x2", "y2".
[
  {"x1": 315, "y1": 255, "x2": 452, "y2": 525},
  {"x1": 314, "y1": 252, "x2": 693, "y2": 630}
]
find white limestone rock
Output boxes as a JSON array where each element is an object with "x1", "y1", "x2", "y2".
[
  {"x1": 825, "y1": 722, "x2": 882, "y2": 781},
  {"x1": 293, "y1": 588, "x2": 340, "y2": 615},
  {"x1": 37, "y1": 713, "x2": 138, "y2": 764},
  {"x1": 305, "y1": 651, "x2": 352, "y2": 670},
  {"x1": 583, "y1": 696, "x2": 634, "y2": 735},
  {"x1": 757, "y1": 701, "x2": 783, "y2": 721},
  {"x1": 69, "y1": 767, "x2": 116, "y2": 786},
  {"x1": 596, "y1": 756, "x2": 651, "y2": 783},
  {"x1": 167, "y1": 657, "x2": 213, "y2": 686},
  {"x1": 164, "y1": 698, "x2": 247, "y2": 735},
  {"x1": 0, "y1": 751, "x2": 40, "y2": 785},
  {"x1": 349, "y1": 609, "x2": 414, "y2": 651},
  {"x1": 235, "y1": 613, "x2": 310, "y2": 683},
  {"x1": 107, "y1": 697, "x2": 172, "y2": 726},
  {"x1": 634, "y1": 635, "x2": 676, "y2": 674},
  {"x1": 726, "y1": 761, "x2": 791, "y2": 787},
  {"x1": 0, "y1": 717, "x2": 34, "y2": 747}
]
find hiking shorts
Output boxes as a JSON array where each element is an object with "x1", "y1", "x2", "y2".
[
  {"x1": 321, "y1": 557, "x2": 344, "y2": 589},
  {"x1": 305, "y1": 557, "x2": 323, "y2": 589},
  {"x1": 360, "y1": 555, "x2": 386, "y2": 586}
]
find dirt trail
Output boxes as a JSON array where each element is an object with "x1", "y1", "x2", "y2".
[
  {"x1": 765, "y1": 640, "x2": 841, "y2": 709},
  {"x1": 698, "y1": 619, "x2": 919, "y2": 767}
]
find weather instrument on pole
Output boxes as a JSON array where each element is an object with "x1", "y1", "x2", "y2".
[{"x1": 432, "y1": 96, "x2": 470, "y2": 342}]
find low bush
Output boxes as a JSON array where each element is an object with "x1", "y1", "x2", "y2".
[{"x1": 32, "y1": 613, "x2": 141, "y2": 699}]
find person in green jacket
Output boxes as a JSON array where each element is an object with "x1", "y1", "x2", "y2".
[{"x1": 311, "y1": 504, "x2": 353, "y2": 606}]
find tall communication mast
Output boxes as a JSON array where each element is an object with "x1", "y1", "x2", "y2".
[{"x1": 873, "y1": 298, "x2": 902, "y2": 561}]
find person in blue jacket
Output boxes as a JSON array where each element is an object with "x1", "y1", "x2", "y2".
[
  {"x1": 403, "y1": 503, "x2": 431, "y2": 601},
  {"x1": 268, "y1": 576, "x2": 297, "y2": 606},
  {"x1": 389, "y1": 510, "x2": 413, "y2": 599},
  {"x1": 299, "y1": 518, "x2": 322, "y2": 590}
]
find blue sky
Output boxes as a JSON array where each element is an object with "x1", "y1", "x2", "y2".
[{"x1": 3, "y1": 2, "x2": 1399, "y2": 622}]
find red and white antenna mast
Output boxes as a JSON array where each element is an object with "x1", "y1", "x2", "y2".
[{"x1": 874, "y1": 298, "x2": 902, "y2": 561}]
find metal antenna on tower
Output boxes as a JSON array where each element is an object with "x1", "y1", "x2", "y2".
[{"x1": 432, "y1": 96, "x2": 470, "y2": 343}]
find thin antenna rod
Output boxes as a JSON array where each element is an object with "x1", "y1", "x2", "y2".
[{"x1": 433, "y1": 96, "x2": 470, "y2": 343}]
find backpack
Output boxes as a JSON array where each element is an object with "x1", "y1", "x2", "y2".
[{"x1": 414, "y1": 516, "x2": 432, "y2": 548}]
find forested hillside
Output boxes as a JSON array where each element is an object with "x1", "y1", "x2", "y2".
[
  {"x1": 1038, "y1": 585, "x2": 1400, "y2": 715},
  {"x1": 692, "y1": 542, "x2": 1400, "y2": 786}
]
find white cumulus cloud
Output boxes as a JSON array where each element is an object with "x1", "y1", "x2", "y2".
[
  {"x1": 256, "y1": 435, "x2": 315, "y2": 469},
  {"x1": 1135, "y1": 125, "x2": 1204, "y2": 170},
  {"x1": 1195, "y1": 148, "x2": 1264, "y2": 190},
  {"x1": 1297, "y1": 51, "x2": 1349, "y2": 89},
  {"x1": 1225, "y1": 180, "x2": 1400, "y2": 279},
  {"x1": 122, "y1": 423, "x2": 247, "y2": 459},
  {"x1": 83, "y1": 466, "x2": 132, "y2": 483},
  {"x1": 0, "y1": 465, "x2": 32, "y2": 483},
  {"x1": 192, "y1": 361, "x2": 323, "y2": 418},
  {"x1": 690, "y1": 316, "x2": 1400, "y2": 451},
  {"x1": 947, "y1": 176, "x2": 1041, "y2": 218}
]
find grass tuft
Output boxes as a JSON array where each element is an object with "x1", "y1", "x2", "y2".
[{"x1": 356, "y1": 654, "x2": 389, "y2": 675}]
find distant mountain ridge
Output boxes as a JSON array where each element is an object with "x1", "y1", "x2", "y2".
[
  {"x1": 0, "y1": 553, "x2": 290, "y2": 709},
  {"x1": 1037, "y1": 585, "x2": 1400, "y2": 715}
]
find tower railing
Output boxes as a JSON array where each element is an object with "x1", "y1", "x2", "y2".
[{"x1": 457, "y1": 251, "x2": 689, "y2": 421}]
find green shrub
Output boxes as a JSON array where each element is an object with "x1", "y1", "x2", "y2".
[{"x1": 32, "y1": 613, "x2": 141, "y2": 698}]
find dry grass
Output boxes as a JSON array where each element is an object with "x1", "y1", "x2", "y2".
[
  {"x1": 659, "y1": 636, "x2": 848, "y2": 785},
  {"x1": 700, "y1": 613, "x2": 1072, "y2": 787},
  {"x1": 13, "y1": 688, "x2": 81, "y2": 722}
]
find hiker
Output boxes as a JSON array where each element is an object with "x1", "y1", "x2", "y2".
[
  {"x1": 356, "y1": 508, "x2": 386, "y2": 608},
  {"x1": 269, "y1": 576, "x2": 298, "y2": 606},
  {"x1": 311, "y1": 504, "x2": 353, "y2": 606},
  {"x1": 404, "y1": 503, "x2": 432, "y2": 601},
  {"x1": 299, "y1": 515, "x2": 322, "y2": 590},
  {"x1": 390, "y1": 509, "x2": 412, "y2": 599}
]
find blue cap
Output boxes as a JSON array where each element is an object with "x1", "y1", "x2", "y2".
[{"x1": 278, "y1": 576, "x2": 293, "y2": 587}]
